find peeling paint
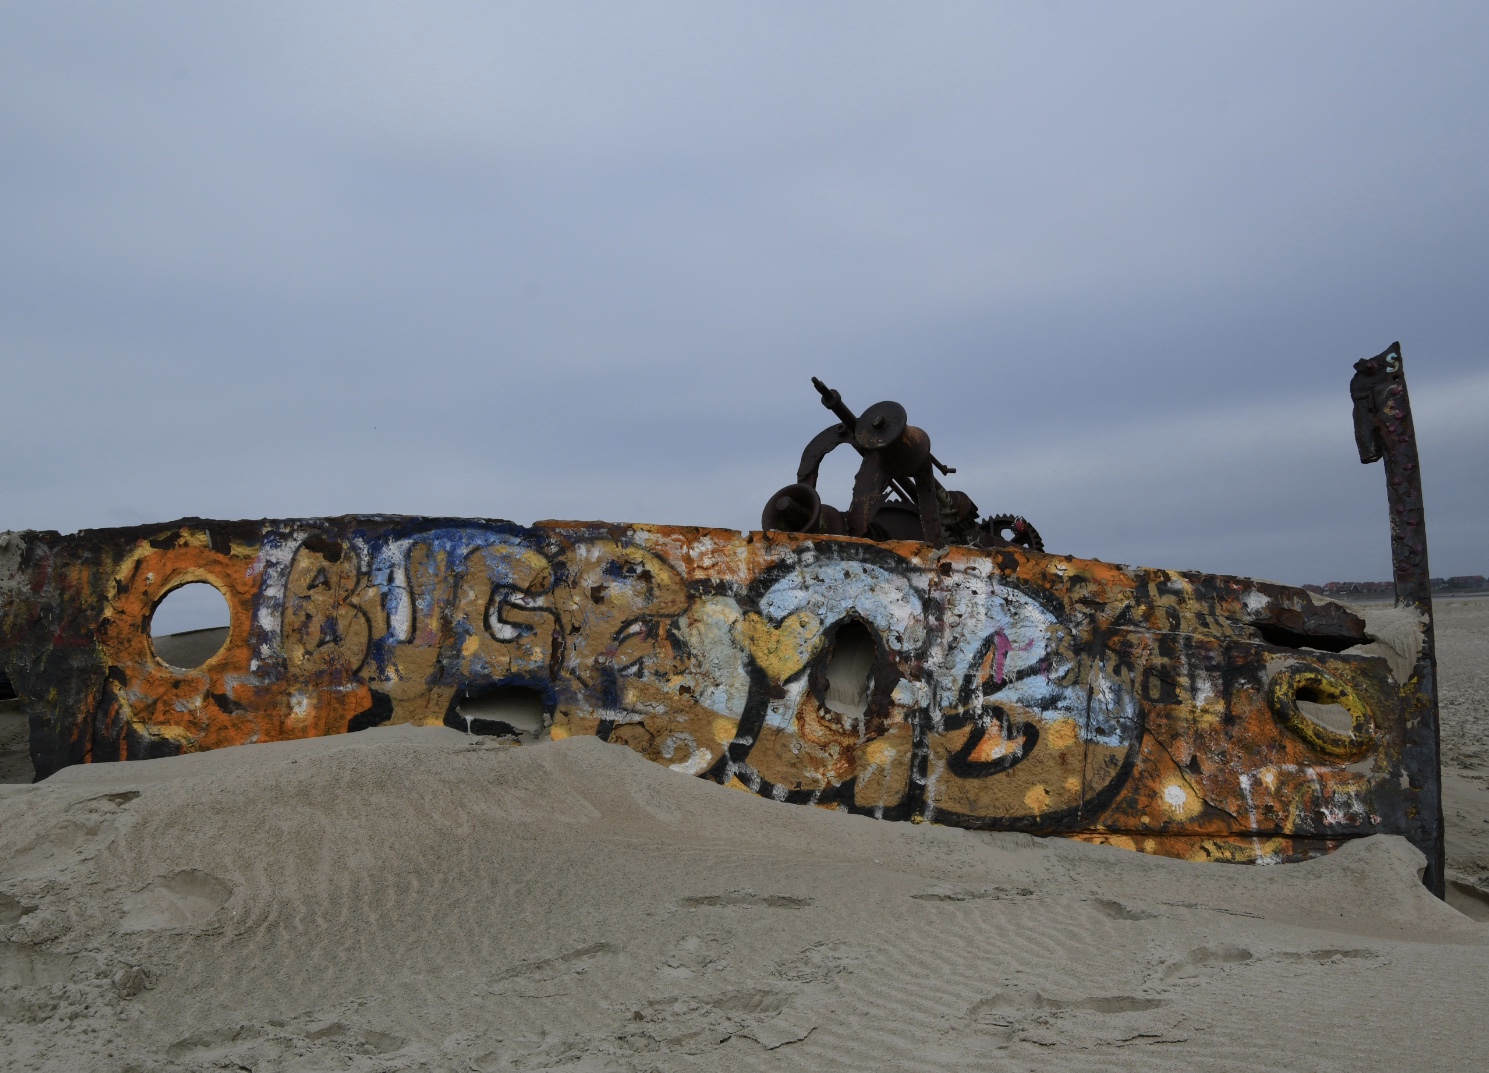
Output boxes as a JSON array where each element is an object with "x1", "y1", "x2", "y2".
[{"x1": 0, "y1": 516, "x2": 1434, "y2": 873}]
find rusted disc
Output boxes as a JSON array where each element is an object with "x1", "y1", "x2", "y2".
[
  {"x1": 945, "y1": 490, "x2": 978, "y2": 522},
  {"x1": 855, "y1": 401, "x2": 907, "y2": 451}
]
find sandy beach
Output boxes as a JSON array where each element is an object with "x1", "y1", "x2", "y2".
[{"x1": 1, "y1": 599, "x2": 1486, "y2": 1072}]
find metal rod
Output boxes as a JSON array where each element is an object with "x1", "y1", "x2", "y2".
[{"x1": 811, "y1": 377, "x2": 920, "y2": 504}]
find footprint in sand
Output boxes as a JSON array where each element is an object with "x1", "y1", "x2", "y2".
[
  {"x1": 679, "y1": 892, "x2": 813, "y2": 909},
  {"x1": 621, "y1": 987, "x2": 807, "y2": 1056},
  {"x1": 488, "y1": 941, "x2": 615, "y2": 997},
  {"x1": 1270, "y1": 948, "x2": 1379, "y2": 965},
  {"x1": 1088, "y1": 897, "x2": 1160, "y2": 920},
  {"x1": 303, "y1": 1022, "x2": 406, "y2": 1054},
  {"x1": 659, "y1": 935, "x2": 731, "y2": 979},
  {"x1": 969, "y1": 986, "x2": 1185, "y2": 1047},
  {"x1": 0, "y1": 891, "x2": 37, "y2": 927},
  {"x1": 910, "y1": 885, "x2": 1034, "y2": 902},
  {"x1": 0, "y1": 943, "x2": 74, "y2": 987},
  {"x1": 1159, "y1": 944, "x2": 1254, "y2": 980},
  {"x1": 119, "y1": 870, "x2": 232, "y2": 933},
  {"x1": 1156, "y1": 944, "x2": 1379, "y2": 986},
  {"x1": 5, "y1": 791, "x2": 142, "y2": 879},
  {"x1": 168, "y1": 1021, "x2": 405, "y2": 1062},
  {"x1": 972, "y1": 988, "x2": 1167, "y2": 1024}
]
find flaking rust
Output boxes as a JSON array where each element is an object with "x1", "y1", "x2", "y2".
[{"x1": 0, "y1": 347, "x2": 1445, "y2": 894}]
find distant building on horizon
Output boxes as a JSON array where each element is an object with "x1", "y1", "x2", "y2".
[{"x1": 1303, "y1": 575, "x2": 1487, "y2": 597}]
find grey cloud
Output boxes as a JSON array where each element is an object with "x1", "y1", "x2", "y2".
[{"x1": 2, "y1": 2, "x2": 1485, "y2": 584}]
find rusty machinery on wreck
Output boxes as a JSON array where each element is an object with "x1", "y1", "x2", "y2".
[
  {"x1": 0, "y1": 344, "x2": 1446, "y2": 894},
  {"x1": 760, "y1": 377, "x2": 1042, "y2": 552}
]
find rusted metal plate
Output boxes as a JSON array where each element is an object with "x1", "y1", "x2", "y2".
[
  {"x1": 0, "y1": 345, "x2": 1444, "y2": 893},
  {"x1": 0, "y1": 516, "x2": 1436, "y2": 874}
]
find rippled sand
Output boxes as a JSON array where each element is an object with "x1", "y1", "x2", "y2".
[{"x1": 0, "y1": 601, "x2": 1485, "y2": 1072}]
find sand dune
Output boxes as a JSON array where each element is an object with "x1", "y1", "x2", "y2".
[
  {"x1": 0, "y1": 602, "x2": 1486, "y2": 1071},
  {"x1": 1436, "y1": 599, "x2": 1489, "y2": 922},
  {"x1": 1, "y1": 731, "x2": 1486, "y2": 1071}
]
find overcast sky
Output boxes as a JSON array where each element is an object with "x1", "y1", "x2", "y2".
[{"x1": 3, "y1": 2, "x2": 1486, "y2": 589}]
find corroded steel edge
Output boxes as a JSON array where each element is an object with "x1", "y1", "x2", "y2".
[
  {"x1": 1351, "y1": 342, "x2": 1445, "y2": 894},
  {"x1": 0, "y1": 516, "x2": 1441, "y2": 882}
]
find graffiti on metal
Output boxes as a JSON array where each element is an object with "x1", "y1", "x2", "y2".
[
  {"x1": 0, "y1": 516, "x2": 1430, "y2": 864},
  {"x1": 0, "y1": 344, "x2": 1444, "y2": 892}
]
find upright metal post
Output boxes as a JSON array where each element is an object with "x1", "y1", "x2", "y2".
[{"x1": 1350, "y1": 342, "x2": 1445, "y2": 896}]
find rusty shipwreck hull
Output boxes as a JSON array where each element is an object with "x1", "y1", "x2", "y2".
[{"x1": 0, "y1": 516, "x2": 1439, "y2": 877}]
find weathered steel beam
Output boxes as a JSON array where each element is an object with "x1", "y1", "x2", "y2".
[{"x1": 1350, "y1": 342, "x2": 1445, "y2": 895}]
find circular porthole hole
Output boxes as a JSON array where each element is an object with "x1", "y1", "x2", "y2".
[
  {"x1": 1293, "y1": 684, "x2": 1355, "y2": 736},
  {"x1": 149, "y1": 582, "x2": 232, "y2": 670}
]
